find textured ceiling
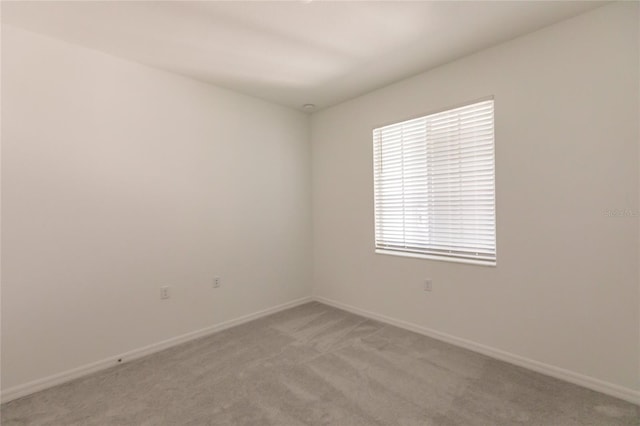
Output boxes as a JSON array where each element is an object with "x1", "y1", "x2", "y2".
[{"x1": 2, "y1": 1, "x2": 606, "y2": 111}]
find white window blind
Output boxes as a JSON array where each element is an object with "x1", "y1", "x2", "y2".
[{"x1": 373, "y1": 99, "x2": 496, "y2": 265}]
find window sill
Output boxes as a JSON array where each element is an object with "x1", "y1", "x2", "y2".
[{"x1": 375, "y1": 249, "x2": 496, "y2": 267}]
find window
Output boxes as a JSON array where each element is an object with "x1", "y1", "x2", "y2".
[{"x1": 373, "y1": 99, "x2": 496, "y2": 265}]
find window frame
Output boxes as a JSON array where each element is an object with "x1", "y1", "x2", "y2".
[{"x1": 371, "y1": 96, "x2": 497, "y2": 267}]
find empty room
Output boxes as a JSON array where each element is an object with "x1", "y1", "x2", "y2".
[{"x1": 1, "y1": 1, "x2": 639, "y2": 425}]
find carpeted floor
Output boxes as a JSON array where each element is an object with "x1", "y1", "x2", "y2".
[{"x1": 1, "y1": 301, "x2": 639, "y2": 425}]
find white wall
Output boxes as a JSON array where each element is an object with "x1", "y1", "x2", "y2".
[
  {"x1": 1, "y1": 26, "x2": 312, "y2": 391},
  {"x1": 312, "y1": 2, "x2": 639, "y2": 394}
]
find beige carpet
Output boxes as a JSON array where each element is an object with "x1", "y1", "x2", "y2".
[{"x1": 2, "y1": 301, "x2": 638, "y2": 425}]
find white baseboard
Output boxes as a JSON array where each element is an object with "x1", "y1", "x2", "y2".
[
  {"x1": 314, "y1": 295, "x2": 640, "y2": 406},
  {"x1": 4, "y1": 295, "x2": 638, "y2": 406},
  {"x1": 1, "y1": 296, "x2": 313, "y2": 404}
]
